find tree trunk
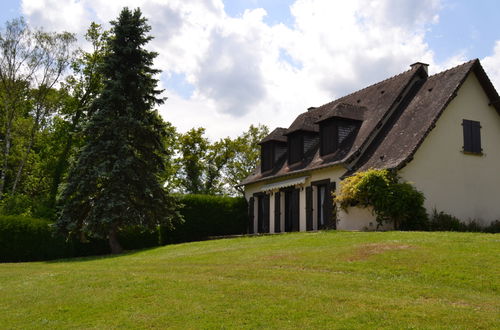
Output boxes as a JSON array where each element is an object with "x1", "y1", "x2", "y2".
[{"x1": 108, "y1": 225, "x2": 123, "y2": 254}]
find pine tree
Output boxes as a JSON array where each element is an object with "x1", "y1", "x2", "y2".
[{"x1": 57, "y1": 8, "x2": 179, "y2": 254}]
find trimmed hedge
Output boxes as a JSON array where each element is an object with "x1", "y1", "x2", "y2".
[
  {"x1": 163, "y1": 194, "x2": 248, "y2": 244},
  {"x1": 1, "y1": 195, "x2": 248, "y2": 262},
  {"x1": 0, "y1": 215, "x2": 157, "y2": 262},
  {"x1": 0, "y1": 216, "x2": 71, "y2": 262}
]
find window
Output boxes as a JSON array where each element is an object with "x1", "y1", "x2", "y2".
[
  {"x1": 261, "y1": 143, "x2": 274, "y2": 172},
  {"x1": 320, "y1": 121, "x2": 337, "y2": 155},
  {"x1": 462, "y1": 119, "x2": 482, "y2": 154},
  {"x1": 288, "y1": 134, "x2": 303, "y2": 164},
  {"x1": 320, "y1": 119, "x2": 358, "y2": 156}
]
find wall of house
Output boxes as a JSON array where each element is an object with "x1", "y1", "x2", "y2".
[
  {"x1": 245, "y1": 165, "x2": 366, "y2": 233},
  {"x1": 399, "y1": 72, "x2": 500, "y2": 225},
  {"x1": 337, "y1": 206, "x2": 393, "y2": 231}
]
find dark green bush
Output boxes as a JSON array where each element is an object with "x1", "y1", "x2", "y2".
[
  {"x1": 484, "y1": 220, "x2": 500, "y2": 233},
  {"x1": 162, "y1": 194, "x2": 248, "y2": 244},
  {"x1": 1, "y1": 194, "x2": 248, "y2": 262},
  {"x1": 0, "y1": 216, "x2": 160, "y2": 262},
  {"x1": 429, "y1": 210, "x2": 500, "y2": 233},
  {"x1": 0, "y1": 215, "x2": 71, "y2": 262}
]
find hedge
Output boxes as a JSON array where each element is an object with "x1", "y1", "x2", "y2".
[
  {"x1": 163, "y1": 194, "x2": 248, "y2": 244},
  {"x1": 1, "y1": 195, "x2": 248, "y2": 262}
]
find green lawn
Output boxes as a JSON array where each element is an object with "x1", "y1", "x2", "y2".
[{"x1": 1, "y1": 231, "x2": 499, "y2": 329}]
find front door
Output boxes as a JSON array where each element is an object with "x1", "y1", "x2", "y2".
[{"x1": 284, "y1": 188, "x2": 300, "y2": 232}]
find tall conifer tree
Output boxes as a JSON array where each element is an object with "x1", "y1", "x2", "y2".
[{"x1": 57, "y1": 8, "x2": 179, "y2": 253}]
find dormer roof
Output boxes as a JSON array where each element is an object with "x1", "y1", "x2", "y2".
[{"x1": 315, "y1": 102, "x2": 367, "y2": 123}]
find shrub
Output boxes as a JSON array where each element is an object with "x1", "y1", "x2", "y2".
[
  {"x1": 0, "y1": 215, "x2": 161, "y2": 262},
  {"x1": 485, "y1": 220, "x2": 500, "y2": 233},
  {"x1": 429, "y1": 210, "x2": 500, "y2": 233},
  {"x1": 0, "y1": 215, "x2": 71, "y2": 262},
  {"x1": 428, "y1": 209, "x2": 464, "y2": 231},
  {"x1": 1, "y1": 194, "x2": 248, "y2": 261},
  {"x1": 335, "y1": 169, "x2": 428, "y2": 230},
  {"x1": 162, "y1": 194, "x2": 248, "y2": 244}
]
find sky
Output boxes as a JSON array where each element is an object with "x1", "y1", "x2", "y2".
[{"x1": 1, "y1": 0, "x2": 500, "y2": 140}]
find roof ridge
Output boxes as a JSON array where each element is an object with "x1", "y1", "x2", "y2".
[
  {"x1": 427, "y1": 59, "x2": 478, "y2": 79},
  {"x1": 312, "y1": 66, "x2": 417, "y2": 111}
]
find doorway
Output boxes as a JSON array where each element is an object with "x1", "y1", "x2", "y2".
[{"x1": 284, "y1": 188, "x2": 300, "y2": 232}]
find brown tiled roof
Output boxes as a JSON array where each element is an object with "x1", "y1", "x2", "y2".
[
  {"x1": 240, "y1": 59, "x2": 500, "y2": 186},
  {"x1": 353, "y1": 59, "x2": 499, "y2": 173},
  {"x1": 259, "y1": 127, "x2": 287, "y2": 144},
  {"x1": 316, "y1": 102, "x2": 367, "y2": 123}
]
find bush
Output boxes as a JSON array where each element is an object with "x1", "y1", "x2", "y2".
[
  {"x1": 0, "y1": 215, "x2": 71, "y2": 262},
  {"x1": 1, "y1": 194, "x2": 248, "y2": 262},
  {"x1": 162, "y1": 194, "x2": 248, "y2": 244},
  {"x1": 0, "y1": 215, "x2": 161, "y2": 262},
  {"x1": 429, "y1": 210, "x2": 500, "y2": 233},
  {"x1": 485, "y1": 220, "x2": 500, "y2": 233},
  {"x1": 335, "y1": 169, "x2": 428, "y2": 230}
]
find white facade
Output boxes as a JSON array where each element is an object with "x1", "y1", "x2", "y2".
[{"x1": 399, "y1": 73, "x2": 500, "y2": 225}]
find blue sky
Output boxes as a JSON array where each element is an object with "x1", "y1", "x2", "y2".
[
  {"x1": 1, "y1": 0, "x2": 499, "y2": 66},
  {"x1": 1, "y1": 0, "x2": 500, "y2": 139}
]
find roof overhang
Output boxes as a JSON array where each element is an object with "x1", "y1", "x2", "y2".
[{"x1": 260, "y1": 176, "x2": 309, "y2": 192}]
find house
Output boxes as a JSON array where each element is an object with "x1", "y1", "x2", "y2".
[{"x1": 239, "y1": 59, "x2": 500, "y2": 233}]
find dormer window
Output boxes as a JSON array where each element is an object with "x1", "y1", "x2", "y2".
[
  {"x1": 288, "y1": 133, "x2": 303, "y2": 164},
  {"x1": 319, "y1": 119, "x2": 359, "y2": 156},
  {"x1": 259, "y1": 128, "x2": 288, "y2": 172},
  {"x1": 261, "y1": 143, "x2": 274, "y2": 172}
]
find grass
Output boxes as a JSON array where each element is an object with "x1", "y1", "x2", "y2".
[{"x1": 0, "y1": 231, "x2": 499, "y2": 329}]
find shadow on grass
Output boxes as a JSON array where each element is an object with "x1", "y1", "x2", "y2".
[{"x1": 43, "y1": 245, "x2": 162, "y2": 264}]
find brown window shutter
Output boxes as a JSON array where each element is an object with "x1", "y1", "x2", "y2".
[
  {"x1": 471, "y1": 121, "x2": 482, "y2": 153},
  {"x1": 330, "y1": 182, "x2": 337, "y2": 229},
  {"x1": 274, "y1": 192, "x2": 281, "y2": 233},
  {"x1": 292, "y1": 189, "x2": 300, "y2": 232},
  {"x1": 463, "y1": 119, "x2": 472, "y2": 152},
  {"x1": 323, "y1": 182, "x2": 336, "y2": 229},
  {"x1": 306, "y1": 186, "x2": 313, "y2": 231},
  {"x1": 248, "y1": 197, "x2": 254, "y2": 234},
  {"x1": 263, "y1": 195, "x2": 270, "y2": 233}
]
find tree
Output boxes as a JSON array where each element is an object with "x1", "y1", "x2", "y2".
[
  {"x1": 48, "y1": 23, "x2": 108, "y2": 208},
  {"x1": 224, "y1": 124, "x2": 268, "y2": 195},
  {"x1": 0, "y1": 18, "x2": 75, "y2": 199},
  {"x1": 176, "y1": 127, "x2": 209, "y2": 194},
  {"x1": 172, "y1": 124, "x2": 268, "y2": 196},
  {"x1": 57, "y1": 8, "x2": 180, "y2": 254}
]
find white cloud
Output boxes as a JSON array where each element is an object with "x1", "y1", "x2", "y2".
[
  {"x1": 21, "y1": 0, "x2": 466, "y2": 140},
  {"x1": 482, "y1": 41, "x2": 500, "y2": 91}
]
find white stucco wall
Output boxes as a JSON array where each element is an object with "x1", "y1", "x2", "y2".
[
  {"x1": 337, "y1": 206, "x2": 394, "y2": 231},
  {"x1": 399, "y1": 72, "x2": 500, "y2": 225}
]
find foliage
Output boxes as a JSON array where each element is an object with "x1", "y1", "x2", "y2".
[
  {"x1": 1, "y1": 231, "x2": 499, "y2": 328},
  {"x1": 48, "y1": 22, "x2": 109, "y2": 208},
  {"x1": 172, "y1": 124, "x2": 268, "y2": 195},
  {"x1": 225, "y1": 124, "x2": 269, "y2": 195},
  {"x1": 429, "y1": 209, "x2": 500, "y2": 233},
  {"x1": 0, "y1": 215, "x2": 164, "y2": 262},
  {"x1": 0, "y1": 215, "x2": 70, "y2": 261},
  {"x1": 0, "y1": 17, "x2": 76, "y2": 198},
  {"x1": 161, "y1": 194, "x2": 248, "y2": 244},
  {"x1": 335, "y1": 169, "x2": 428, "y2": 230},
  {"x1": 57, "y1": 8, "x2": 181, "y2": 254}
]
